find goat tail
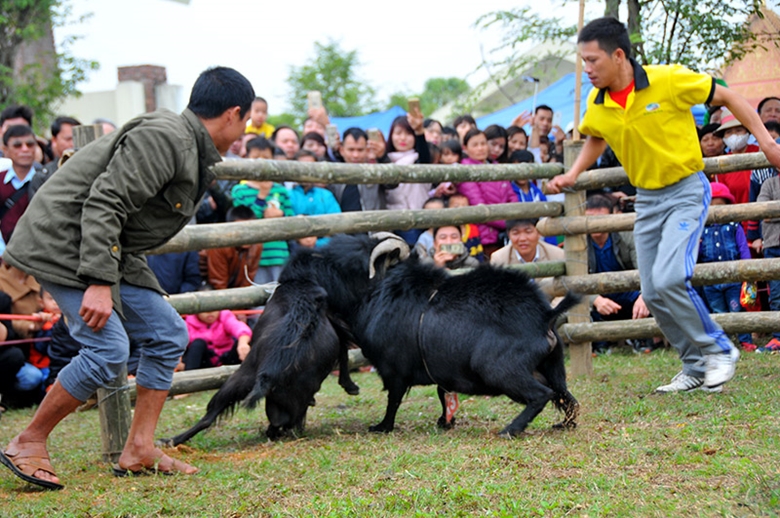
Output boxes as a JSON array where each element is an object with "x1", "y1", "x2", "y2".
[
  {"x1": 546, "y1": 291, "x2": 582, "y2": 326},
  {"x1": 242, "y1": 373, "x2": 273, "y2": 410}
]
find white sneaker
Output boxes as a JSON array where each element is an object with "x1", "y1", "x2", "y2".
[
  {"x1": 704, "y1": 347, "x2": 740, "y2": 389},
  {"x1": 655, "y1": 372, "x2": 722, "y2": 393}
]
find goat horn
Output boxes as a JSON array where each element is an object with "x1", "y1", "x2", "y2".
[{"x1": 368, "y1": 238, "x2": 410, "y2": 279}]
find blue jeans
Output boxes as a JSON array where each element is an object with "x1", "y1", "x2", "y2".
[
  {"x1": 702, "y1": 282, "x2": 752, "y2": 344},
  {"x1": 14, "y1": 363, "x2": 44, "y2": 392},
  {"x1": 765, "y1": 246, "x2": 780, "y2": 339},
  {"x1": 40, "y1": 281, "x2": 188, "y2": 402}
]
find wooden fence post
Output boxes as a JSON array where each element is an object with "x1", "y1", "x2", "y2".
[
  {"x1": 561, "y1": 140, "x2": 593, "y2": 376},
  {"x1": 73, "y1": 124, "x2": 132, "y2": 463}
]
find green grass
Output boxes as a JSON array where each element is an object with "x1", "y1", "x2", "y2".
[{"x1": 1, "y1": 348, "x2": 779, "y2": 517}]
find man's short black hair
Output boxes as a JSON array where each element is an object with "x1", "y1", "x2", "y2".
[
  {"x1": 245, "y1": 135, "x2": 273, "y2": 153},
  {"x1": 758, "y1": 96, "x2": 780, "y2": 115},
  {"x1": 505, "y1": 219, "x2": 539, "y2": 232},
  {"x1": 226, "y1": 205, "x2": 257, "y2": 222},
  {"x1": 342, "y1": 127, "x2": 367, "y2": 143},
  {"x1": 508, "y1": 150, "x2": 535, "y2": 163},
  {"x1": 187, "y1": 66, "x2": 255, "y2": 119},
  {"x1": 535, "y1": 104, "x2": 553, "y2": 115},
  {"x1": 442, "y1": 126, "x2": 458, "y2": 137},
  {"x1": 51, "y1": 116, "x2": 81, "y2": 137},
  {"x1": 453, "y1": 114, "x2": 476, "y2": 128},
  {"x1": 765, "y1": 120, "x2": 780, "y2": 135},
  {"x1": 3, "y1": 124, "x2": 35, "y2": 146},
  {"x1": 0, "y1": 105, "x2": 33, "y2": 127},
  {"x1": 578, "y1": 16, "x2": 632, "y2": 58},
  {"x1": 586, "y1": 192, "x2": 616, "y2": 212},
  {"x1": 698, "y1": 123, "x2": 721, "y2": 140}
]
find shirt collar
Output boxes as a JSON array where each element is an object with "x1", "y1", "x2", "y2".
[
  {"x1": 594, "y1": 57, "x2": 649, "y2": 105},
  {"x1": 513, "y1": 245, "x2": 541, "y2": 263},
  {"x1": 3, "y1": 165, "x2": 35, "y2": 186}
]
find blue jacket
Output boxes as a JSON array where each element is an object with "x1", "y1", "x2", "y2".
[
  {"x1": 699, "y1": 222, "x2": 750, "y2": 263},
  {"x1": 289, "y1": 185, "x2": 341, "y2": 246},
  {"x1": 147, "y1": 251, "x2": 201, "y2": 294}
]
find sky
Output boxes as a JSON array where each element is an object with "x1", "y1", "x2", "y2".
[{"x1": 53, "y1": 0, "x2": 591, "y2": 115}]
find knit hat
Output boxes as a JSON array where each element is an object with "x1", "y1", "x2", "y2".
[
  {"x1": 714, "y1": 108, "x2": 747, "y2": 137},
  {"x1": 710, "y1": 182, "x2": 735, "y2": 204}
]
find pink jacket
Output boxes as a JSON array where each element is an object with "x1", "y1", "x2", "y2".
[
  {"x1": 456, "y1": 158, "x2": 518, "y2": 245},
  {"x1": 185, "y1": 310, "x2": 252, "y2": 358}
]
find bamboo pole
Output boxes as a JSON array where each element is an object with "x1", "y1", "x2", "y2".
[
  {"x1": 127, "y1": 350, "x2": 370, "y2": 400},
  {"x1": 572, "y1": 0, "x2": 585, "y2": 141},
  {"x1": 150, "y1": 202, "x2": 563, "y2": 254},
  {"x1": 212, "y1": 151, "x2": 772, "y2": 188},
  {"x1": 215, "y1": 160, "x2": 564, "y2": 184},
  {"x1": 560, "y1": 312, "x2": 778, "y2": 343},
  {"x1": 73, "y1": 124, "x2": 129, "y2": 464},
  {"x1": 562, "y1": 140, "x2": 593, "y2": 377},
  {"x1": 166, "y1": 285, "x2": 275, "y2": 314},
  {"x1": 538, "y1": 258, "x2": 780, "y2": 298},
  {"x1": 537, "y1": 201, "x2": 780, "y2": 236}
]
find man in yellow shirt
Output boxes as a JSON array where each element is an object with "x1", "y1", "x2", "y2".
[{"x1": 548, "y1": 17, "x2": 780, "y2": 393}]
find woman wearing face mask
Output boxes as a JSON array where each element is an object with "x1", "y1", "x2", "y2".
[{"x1": 711, "y1": 108, "x2": 757, "y2": 206}]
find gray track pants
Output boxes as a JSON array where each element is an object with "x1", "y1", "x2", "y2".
[{"x1": 633, "y1": 172, "x2": 734, "y2": 378}]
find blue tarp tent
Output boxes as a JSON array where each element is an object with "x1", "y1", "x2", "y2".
[
  {"x1": 476, "y1": 72, "x2": 707, "y2": 130},
  {"x1": 476, "y1": 73, "x2": 593, "y2": 132},
  {"x1": 329, "y1": 105, "x2": 407, "y2": 137}
]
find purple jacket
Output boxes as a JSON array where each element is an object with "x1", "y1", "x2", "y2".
[{"x1": 456, "y1": 158, "x2": 518, "y2": 246}]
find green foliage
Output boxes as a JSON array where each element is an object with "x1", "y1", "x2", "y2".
[
  {"x1": 0, "y1": 1, "x2": 98, "y2": 133},
  {"x1": 387, "y1": 77, "x2": 471, "y2": 123},
  {"x1": 286, "y1": 40, "x2": 378, "y2": 124},
  {"x1": 266, "y1": 112, "x2": 297, "y2": 130},
  {"x1": 477, "y1": 0, "x2": 780, "y2": 76}
]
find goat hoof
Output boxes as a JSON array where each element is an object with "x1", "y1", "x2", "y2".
[
  {"x1": 552, "y1": 421, "x2": 577, "y2": 430},
  {"x1": 342, "y1": 383, "x2": 360, "y2": 396},
  {"x1": 436, "y1": 417, "x2": 456, "y2": 430},
  {"x1": 368, "y1": 424, "x2": 392, "y2": 433},
  {"x1": 155, "y1": 437, "x2": 175, "y2": 448}
]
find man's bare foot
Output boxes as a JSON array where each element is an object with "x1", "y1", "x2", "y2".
[
  {"x1": 1, "y1": 437, "x2": 62, "y2": 489},
  {"x1": 116, "y1": 446, "x2": 198, "y2": 475}
]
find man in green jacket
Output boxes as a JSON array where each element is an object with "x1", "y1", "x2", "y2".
[{"x1": 0, "y1": 67, "x2": 254, "y2": 490}]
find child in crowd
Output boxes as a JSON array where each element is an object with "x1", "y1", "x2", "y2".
[
  {"x1": 440, "y1": 139, "x2": 463, "y2": 165},
  {"x1": 231, "y1": 166, "x2": 294, "y2": 284},
  {"x1": 414, "y1": 198, "x2": 446, "y2": 256},
  {"x1": 509, "y1": 150, "x2": 547, "y2": 202},
  {"x1": 757, "y1": 172, "x2": 780, "y2": 351},
  {"x1": 448, "y1": 193, "x2": 486, "y2": 262},
  {"x1": 245, "y1": 97, "x2": 275, "y2": 138},
  {"x1": 245, "y1": 136, "x2": 274, "y2": 160},
  {"x1": 698, "y1": 183, "x2": 755, "y2": 351},
  {"x1": 456, "y1": 128, "x2": 518, "y2": 257},
  {"x1": 181, "y1": 286, "x2": 253, "y2": 371}
]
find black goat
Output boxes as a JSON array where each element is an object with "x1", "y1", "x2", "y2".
[
  {"x1": 353, "y1": 257, "x2": 580, "y2": 437},
  {"x1": 163, "y1": 278, "x2": 357, "y2": 445}
]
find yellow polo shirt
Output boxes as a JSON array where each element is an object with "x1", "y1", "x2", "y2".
[{"x1": 579, "y1": 62, "x2": 715, "y2": 190}]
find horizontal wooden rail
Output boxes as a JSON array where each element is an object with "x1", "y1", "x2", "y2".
[
  {"x1": 538, "y1": 201, "x2": 780, "y2": 236},
  {"x1": 560, "y1": 311, "x2": 778, "y2": 342},
  {"x1": 151, "y1": 202, "x2": 563, "y2": 254}
]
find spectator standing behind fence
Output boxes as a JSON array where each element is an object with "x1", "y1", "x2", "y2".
[
  {"x1": 231, "y1": 177, "x2": 293, "y2": 285},
  {"x1": 147, "y1": 248, "x2": 201, "y2": 296},
  {"x1": 0, "y1": 125, "x2": 39, "y2": 254},
  {"x1": 711, "y1": 109, "x2": 756, "y2": 206},
  {"x1": 180, "y1": 286, "x2": 252, "y2": 371},
  {"x1": 289, "y1": 168, "x2": 341, "y2": 247},
  {"x1": 698, "y1": 183, "x2": 754, "y2": 351},
  {"x1": 417, "y1": 225, "x2": 479, "y2": 270},
  {"x1": 414, "y1": 197, "x2": 446, "y2": 255},
  {"x1": 490, "y1": 218, "x2": 563, "y2": 269},
  {"x1": 547, "y1": 17, "x2": 780, "y2": 393},
  {"x1": 456, "y1": 128, "x2": 518, "y2": 257},
  {"x1": 385, "y1": 111, "x2": 432, "y2": 245},
  {"x1": 0, "y1": 66, "x2": 255, "y2": 489},
  {"x1": 329, "y1": 128, "x2": 395, "y2": 211},
  {"x1": 757, "y1": 173, "x2": 780, "y2": 351}
]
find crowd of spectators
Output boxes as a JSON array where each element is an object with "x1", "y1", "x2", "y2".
[{"x1": 0, "y1": 92, "x2": 778, "y2": 413}]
